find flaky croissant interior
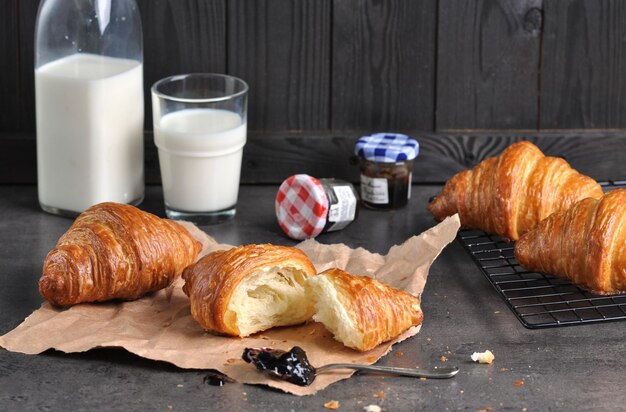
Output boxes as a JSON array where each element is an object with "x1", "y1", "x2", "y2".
[
  {"x1": 228, "y1": 265, "x2": 313, "y2": 337},
  {"x1": 306, "y1": 274, "x2": 361, "y2": 349},
  {"x1": 306, "y1": 268, "x2": 423, "y2": 352}
]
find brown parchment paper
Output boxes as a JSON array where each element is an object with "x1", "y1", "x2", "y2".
[{"x1": 0, "y1": 215, "x2": 460, "y2": 396}]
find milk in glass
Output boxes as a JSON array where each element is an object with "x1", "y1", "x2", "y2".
[{"x1": 154, "y1": 108, "x2": 246, "y2": 212}]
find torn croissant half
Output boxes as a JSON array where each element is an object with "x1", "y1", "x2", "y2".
[
  {"x1": 182, "y1": 244, "x2": 317, "y2": 337},
  {"x1": 515, "y1": 189, "x2": 626, "y2": 295},
  {"x1": 39, "y1": 202, "x2": 202, "y2": 306},
  {"x1": 306, "y1": 268, "x2": 424, "y2": 352}
]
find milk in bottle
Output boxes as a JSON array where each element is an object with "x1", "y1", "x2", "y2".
[{"x1": 34, "y1": 0, "x2": 144, "y2": 215}]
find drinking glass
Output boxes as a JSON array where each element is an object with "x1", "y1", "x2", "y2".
[{"x1": 151, "y1": 73, "x2": 248, "y2": 224}]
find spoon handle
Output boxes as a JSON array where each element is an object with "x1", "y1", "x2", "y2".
[{"x1": 316, "y1": 363, "x2": 459, "y2": 379}]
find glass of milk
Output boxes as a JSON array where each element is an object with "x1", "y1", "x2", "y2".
[{"x1": 151, "y1": 74, "x2": 248, "y2": 224}]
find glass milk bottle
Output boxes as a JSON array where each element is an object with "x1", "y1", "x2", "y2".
[{"x1": 34, "y1": 0, "x2": 144, "y2": 216}]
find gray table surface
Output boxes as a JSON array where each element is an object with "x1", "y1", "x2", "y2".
[{"x1": 0, "y1": 185, "x2": 624, "y2": 411}]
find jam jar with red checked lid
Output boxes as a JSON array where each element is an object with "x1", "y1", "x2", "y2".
[
  {"x1": 275, "y1": 174, "x2": 359, "y2": 240},
  {"x1": 355, "y1": 133, "x2": 419, "y2": 210}
]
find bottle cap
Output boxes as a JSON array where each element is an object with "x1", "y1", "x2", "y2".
[
  {"x1": 275, "y1": 174, "x2": 329, "y2": 240},
  {"x1": 355, "y1": 133, "x2": 419, "y2": 162}
]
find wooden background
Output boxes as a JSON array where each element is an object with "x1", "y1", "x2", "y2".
[{"x1": 1, "y1": 0, "x2": 626, "y2": 184}]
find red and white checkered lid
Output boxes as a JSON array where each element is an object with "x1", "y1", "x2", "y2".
[{"x1": 275, "y1": 174, "x2": 329, "y2": 240}]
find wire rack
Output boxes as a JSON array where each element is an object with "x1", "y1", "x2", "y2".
[{"x1": 457, "y1": 180, "x2": 626, "y2": 329}]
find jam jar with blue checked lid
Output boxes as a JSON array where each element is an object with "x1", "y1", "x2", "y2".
[{"x1": 355, "y1": 133, "x2": 419, "y2": 209}]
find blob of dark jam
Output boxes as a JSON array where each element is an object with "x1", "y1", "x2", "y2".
[
  {"x1": 242, "y1": 346, "x2": 316, "y2": 386},
  {"x1": 203, "y1": 369, "x2": 235, "y2": 386}
]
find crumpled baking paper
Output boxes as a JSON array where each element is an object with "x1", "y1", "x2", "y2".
[{"x1": 0, "y1": 215, "x2": 460, "y2": 396}]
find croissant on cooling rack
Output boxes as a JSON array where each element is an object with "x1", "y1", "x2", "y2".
[
  {"x1": 182, "y1": 244, "x2": 317, "y2": 337},
  {"x1": 515, "y1": 189, "x2": 626, "y2": 295},
  {"x1": 306, "y1": 268, "x2": 423, "y2": 352},
  {"x1": 39, "y1": 202, "x2": 202, "y2": 306},
  {"x1": 428, "y1": 141, "x2": 603, "y2": 240}
]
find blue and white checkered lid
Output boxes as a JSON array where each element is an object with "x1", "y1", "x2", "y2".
[{"x1": 355, "y1": 133, "x2": 419, "y2": 162}]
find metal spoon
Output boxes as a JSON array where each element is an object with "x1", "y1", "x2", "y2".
[
  {"x1": 242, "y1": 346, "x2": 459, "y2": 386},
  {"x1": 316, "y1": 363, "x2": 459, "y2": 379}
]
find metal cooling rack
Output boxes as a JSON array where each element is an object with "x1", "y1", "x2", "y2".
[{"x1": 457, "y1": 180, "x2": 626, "y2": 329}]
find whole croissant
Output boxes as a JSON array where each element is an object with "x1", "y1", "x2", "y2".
[
  {"x1": 428, "y1": 141, "x2": 603, "y2": 240},
  {"x1": 39, "y1": 202, "x2": 202, "y2": 306},
  {"x1": 515, "y1": 189, "x2": 626, "y2": 295},
  {"x1": 306, "y1": 268, "x2": 423, "y2": 352}
]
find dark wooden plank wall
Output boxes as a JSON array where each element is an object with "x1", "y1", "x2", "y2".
[
  {"x1": 540, "y1": 0, "x2": 626, "y2": 128},
  {"x1": 0, "y1": 1, "x2": 18, "y2": 132},
  {"x1": 1, "y1": 0, "x2": 626, "y2": 185},
  {"x1": 437, "y1": 0, "x2": 543, "y2": 129},
  {"x1": 332, "y1": 0, "x2": 437, "y2": 131}
]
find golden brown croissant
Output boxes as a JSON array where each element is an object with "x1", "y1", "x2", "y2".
[
  {"x1": 306, "y1": 268, "x2": 423, "y2": 352},
  {"x1": 182, "y1": 244, "x2": 317, "y2": 337},
  {"x1": 515, "y1": 189, "x2": 626, "y2": 295},
  {"x1": 428, "y1": 141, "x2": 603, "y2": 240},
  {"x1": 39, "y1": 202, "x2": 202, "y2": 306}
]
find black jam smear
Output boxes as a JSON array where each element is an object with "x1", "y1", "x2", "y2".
[
  {"x1": 242, "y1": 346, "x2": 316, "y2": 386},
  {"x1": 203, "y1": 369, "x2": 235, "y2": 386}
]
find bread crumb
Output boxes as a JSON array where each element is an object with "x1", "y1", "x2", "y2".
[
  {"x1": 324, "y1": 400, "x2": 340, "y2": 410},
  {"x1": 471, "y1": 350, "x2": 495, "y2": 364},
  {"x1": 394, "y1": 351, "x2": 404, "y2": 358},
  {"x1": 373, "y1": 391, "x2": 385, "y2": 398},
  {"x1": 514, "y1": 380, "x2": 524, "y2": 387},
  {"x1": 364, "y1": 405, "x2": 382, "y2": 412},
  {"x1": 439, "y1": 356, "x2": 448, "y2": 362}
]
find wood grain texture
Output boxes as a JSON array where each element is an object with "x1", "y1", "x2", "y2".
[
  {"x1": 331, "y1": 0, "x2": 436, "y2": 132},
  {"x1": 17, "y1": 0, "x2": 39, "y2": 133},
  {"x1": 0, "y1": 0, "x2": 19, "y2": 132},
  {"x1": 416, "y1": 132, "x2": 626, "y2": 184},
  {"x1": 540, "y1": 0, "x2": 626, "y2": 128},
  {"x1": 3, "y1": 0, "x2": 626, "y2": 187},
  {"x1": 3, "y1": 132, "x2": 625, "y2": 185},
  {"x1": 437, "y1": 0, "x2": 543, "y2": 130},
  {"x1": 138, "y1": 0, "x2": 227, "y2": 128},
  {"x1": 0, "y1": 134, "x2": 37, "y2": 183},
  {"x1": 227, "y1": 0, "x2": 331, "y2": 130}
]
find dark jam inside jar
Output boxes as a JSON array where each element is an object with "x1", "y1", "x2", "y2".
[{"x1": 359, "y1": 158, "x2": 413, "y2": 209}]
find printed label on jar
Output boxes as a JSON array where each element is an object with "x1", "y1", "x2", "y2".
[
  {"x1": 327, "y1": 185, "x2": 357, "y2": 231},
  {"x1": 360, "y1": 174, "x2": 389, "y2": 204}
]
